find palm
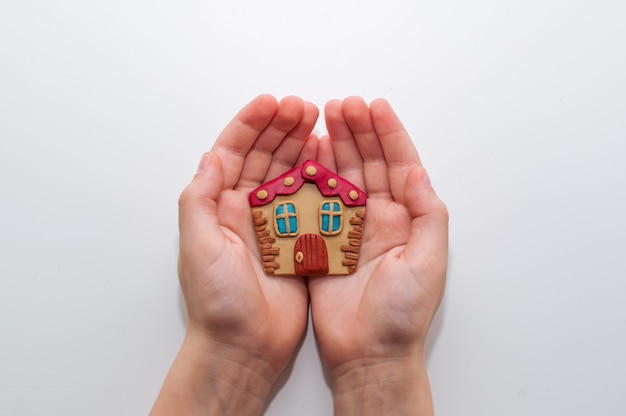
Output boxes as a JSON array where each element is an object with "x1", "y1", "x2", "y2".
[
  {"x1": 309, "y1": 198, "x2": 426, "y2": 368},
  {"x1": 209, "y1": 188, "x2": 308, "y2": 350},
  {"x1": 308, "y1": 97, "x2": 448, "y2": 372}
]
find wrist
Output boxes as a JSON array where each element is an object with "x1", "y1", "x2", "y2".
[
  {"x1": 330, "y1": 351, "x2": 433, "y2": 416},
  {"x1": 151, "y1": 326, "x2": 279, "y2": 416}
]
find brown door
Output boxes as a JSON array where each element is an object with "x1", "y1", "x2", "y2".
[{"x1": 294, "y1": 234, "x2": 329, "y2": 276}]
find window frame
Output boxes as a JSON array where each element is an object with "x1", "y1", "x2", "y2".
[
  {"x1": 319, "y1": 200, "x2": 344, "y2": 236},
  {"x1": 273, "y1": 201, "x2": 299, "y2": 237}
]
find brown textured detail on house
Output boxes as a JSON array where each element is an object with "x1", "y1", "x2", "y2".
[
  {"x1": 252, "y1": 209, "x2": 280, "y2": 275},
  {"x1": 341, "y1": 208, "x2": 365, "y2": 273},
  {"x1": 349, "y1": 239, "x2": 361, "y2": 247},
  {"x1": 261, "y1": 247, "x2": 280, "y2": 256},
  {"x1": 348, "y1": 230, "x2": 362, "y2": 239},
  {"x1": 343, "y1": 263, "x2": 355, "y2": 271},
  {"x1": 263, "y1": 261, "x2": 280, "y2": 269},
  {"x1": 349, "y1": 217, "x2": 364, "y2": 226},
  {"x1": 264, "y1": 262, "x2": 280, "y2": 274},
  {"x1": 340, "y1": 244, "x2": 360, "y2": 254}
]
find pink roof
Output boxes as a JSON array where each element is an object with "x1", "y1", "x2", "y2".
[{"x1": 249, "y1": 160, "x2": 367, "y2": 207}]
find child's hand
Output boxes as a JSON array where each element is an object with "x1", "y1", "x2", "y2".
[
  {"x1": 152, "y1": 95, "x2": 319, "y2": 415},
  {"x1": 309, "y1": 97, "x2": 448, "y2": 415}
]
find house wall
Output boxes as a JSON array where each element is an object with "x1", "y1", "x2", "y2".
[{"x1": 253, "y1": 183, "x2": 364, "y2": 276}]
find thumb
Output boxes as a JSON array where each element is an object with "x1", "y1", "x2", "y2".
[
  {"x1": 403, "y1": 166, "x2": 449, "y2": 278},
  {"x1": 178, "y1": 152, "x2": 226, "y2": 250}
]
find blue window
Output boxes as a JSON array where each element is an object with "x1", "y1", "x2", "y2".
[
  {"x1": 274, "y1": 202, "x2": 298, "y2": 236},
  {"x1": 319, "y1": 201, "x2": 343, "y2": 236}
]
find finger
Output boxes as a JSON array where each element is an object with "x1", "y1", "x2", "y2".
[
  {"x1": 212, "y1": 94, "x2": 279, "y2": 189},
  {"x1": 317, "y1": 134, "x2": 337, "y2": 172},
  {"x1": 238, "y1": 96, "x2": 305, "y2": 190},
  {"x1": 324, "y1": 99, "x2": 365, "y2": 189},
  {"x1": 370, "y1": 98, "x2": 422, "y2": 204},
  {"x1": 264, "y1": 101, "x2": 319, "y2": 181},
  {"x1": 341, "y1": 96, "x2": 391, "y2": 197},
  {"x1": 403, "y1": 167, "x2": 449, "y2": 282},
  {"x1": 178, "y1": 152, "x2": 227, "y2": 259},
  {"x1": 294, "y1": 133, "x2": 320, "y2": 166}
]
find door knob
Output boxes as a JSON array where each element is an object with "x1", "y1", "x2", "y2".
[{"x1": 295, "y1": 251, "x2": 304, "y2": 263}]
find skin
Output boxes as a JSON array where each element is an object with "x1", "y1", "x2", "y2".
[
  {"x1": 311, "y1": 97, "x2": 448, "y2": 415},
  {"x1": 150, "y1": 95, "x2": 448, "y2": 416},
  {"x1": 151, "y1": 95, "x2": 320, "y2": 415}
]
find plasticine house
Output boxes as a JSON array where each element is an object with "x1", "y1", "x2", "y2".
[{"x1": 249, "y1": 160, "x2": 367, "y2": 276}]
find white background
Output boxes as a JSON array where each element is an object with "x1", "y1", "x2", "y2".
[{"x1": 1, "y1": 1, "x2": 625, "y2": 414}]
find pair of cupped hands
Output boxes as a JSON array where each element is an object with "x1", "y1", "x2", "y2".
[{"x1": 154, "y1": 95, "x2": 448, "y2": 415}]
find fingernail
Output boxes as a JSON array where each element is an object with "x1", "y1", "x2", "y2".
[{"x1": 197, "y1": 152, "x2": 212, "y2": 173}]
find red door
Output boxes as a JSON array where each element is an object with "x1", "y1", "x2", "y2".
[{"x1": 294, "y1": 234, "x2": 329, "y2": 276}]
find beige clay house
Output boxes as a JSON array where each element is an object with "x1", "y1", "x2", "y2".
[{"x1": 249, "y1": 160, "x2": 367, "y2": 276}]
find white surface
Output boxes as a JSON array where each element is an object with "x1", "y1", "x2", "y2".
[{"x1": 1, "y1": 1, "x2": 625, "y2": 414}]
